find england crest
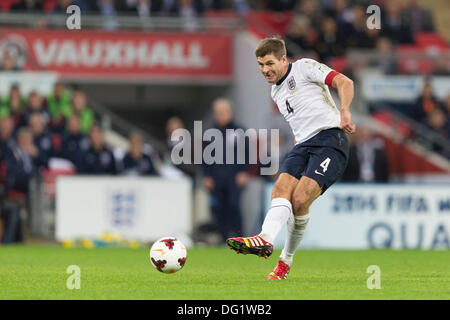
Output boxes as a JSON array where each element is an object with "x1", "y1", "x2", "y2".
[{"x1": 287, "y1": 76, "x2": 296, "y2": 90}]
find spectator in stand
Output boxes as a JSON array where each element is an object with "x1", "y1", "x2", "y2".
[
  {"x1": 47, "y1": 82, "x2": 71, "y2": 134},
  {"x1": 178, "y1": 0, "x2": 203, "y2": 31},
  {"x1": 65, "y1": 89, "x2": 95, "y2": 136},
  {"x1": 29, "y1": 113, "x2": 53, "y2": 169},
  {"x1": 324, "y1": 0, "x2": 352, "y2": 31},
  {"x1": 165, "y1": 116, "x2": 197, "y2": 179},
  {"x1": 5, "y1": 128, "x2": 40, "y2": 194},
  {"x1": 80, "y1": 124, "x2": 117, "y2": 174},
  {"x1": 10, "y1": 0, "x2": 44, "y2": 12},
  {"x1": 0, "y1": 51, "x2": 20, "y2": 72},
  {"x1": 443, "y1": 94, "x2": 450, "y2": 120},
  {"x1": 0, "y1": 85, "x2": 26, "y2": 126},
  {"x1": 346, "y1": 4, "x2": 377, "y2": 49},
  {"x1": 426, "y1": 108, "x2": 450, "y2": 156},
  {"x1": 60, "y1": 115, "x2": 89, "y2": 172},
  {"x1": 412, "y1": 81, "x2": 444, "y2": 123},
  {"x1": 381, "y1": 0, "x2": 413, "y2": 44},
  {"x1": 294, "y1": 0, "x2": 323, "y2": 29},
  {"x1": 95, "y1": 0, "x2": 119, "y2": 30},
  {"x1": 120, "y1": 131, "x2": 158, "y2": 176},
  {"x1": 202, "y1": 98, "x2": 250, "y2": 241},
  {"x1": 0, "y1": 116, "x2": 16, "y2": 163},
  {"x1": 431, "y1": 56, "x2": 450, "y2": 76},
  {"x1": 401, "y1": 0, "x2": 435, "y2": 37},
  {"x1": 17, "y1": 91, "x2": 50, "y2": 130},
  {"x1": 285, "y1": 15, "x2": 313, "y2": 56},
  {"x1": 370, "y1": 37, "x2": 398, "y2": 74},
  {"x1": 341, "y1": 126, "x2": 389, "y2": 183},
  {"x1": 266, "y1": 0, "x2": 297, "y2": 11},
  {"x1": 52, "y1": 0, "x2": 74, "y2": 12},
  {"x1": 314, "y1": 16, "x2": 345, "y2": 62}
]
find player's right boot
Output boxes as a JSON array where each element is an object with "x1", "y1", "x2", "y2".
[
  {"x1": 226, "y1": 235, "x2": 273, "y2": 258},
  {"x1": 267, "y1": 260, "x2": 290, "y2": 280}
]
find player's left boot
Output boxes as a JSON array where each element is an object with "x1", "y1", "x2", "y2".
[
  {"x1": 267, "y1": 260, "x2": 290, "y2": 280},
  {"x1": 226, "y1": 235, "x2": 273, "y2": 258}
]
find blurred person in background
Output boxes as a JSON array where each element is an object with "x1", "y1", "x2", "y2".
[
  {"x1": 426, "y1": 108, "x2": 450, "y2": 156},
  {"x1": 5, "y1": 128, "x2": 40, "y2": 195},
  {"x1": 60, "y1": 115, "x2": 89, "y2": 172},
  {"x1": 341, "y1": 126, "x2": 389, "y2": 183},
  {"x1": 80, "y1": 124, "x2": 117, "y2": 174},
  {"x1": 266, "y1": 0, "x2": 296, "y2": 11},
  {"x1": 165, "y1": 116, "x2": 198, "y2": 179},
  {"x1": 202, "y1": 98, "x2": 250, "y2": 241},
  {"x1": 0, "y1": 116, "x2": 16, "y2": 163},
  {"x1": 381, "y1": 0, "x2": 413, "y2": 44},
  {"x1": 29, "y1": 113, "x2": 53, "y2": 169},
  {"x1": 285, "y1": 15, "x2": 313, "y2": 56},
  {"x1": 65, "y1": 89, "x2": 95, "y2": 136},
  {"x1": 314, "y1": 16, "x2": 345, "y2": 62},
  {"x1": 401, "y1": 0, "x2": 435, "y2": 36},
  {"x1": 0, "y1": 51, "x2": 20, "y2": 72},
  {"x1": 10, "y1": 0, "x2": 44, "y2": 12},
  {"x1": 294, "y1": 0, "x2": 323, "y2": 29},
  {"x1": 0, "y1": 85, "x2": 26, "y2": 126},
  {"x1": 47, "y1": 82, "x2": 71, "y2": 134},
  {"x1": 120, "y1": 131, "x2": 158, "y2": 176},
  {"x1": 412, "y1": 81, "x2": 444, "y2": 123},
  {"x1": 443, "y1": 94, "x2": 450, "y2": 120},
  {"x1": 431, "y1": 56, "x2": 450, "y2": 76},
  {"x1": 18, "y1": 91, "x2": 50, "y2": 129},
  {"x1": 370, "y1": 37, "x2": 398, "y2": 75}
]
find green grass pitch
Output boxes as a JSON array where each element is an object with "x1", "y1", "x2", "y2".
[{"x1": 0, "y1": 245, "x2": 449, "y2": 300}]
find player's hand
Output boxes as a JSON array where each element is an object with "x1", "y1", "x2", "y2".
[
  {"x1": 203, "y1": 177, "x2": 215, "y2": 191},
  {"x1": 340, "y1": 109, "x2": 356, "y2": 134}
]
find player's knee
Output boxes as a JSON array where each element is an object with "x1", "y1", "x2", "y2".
[
  {"x1": 292, "y1": 193, "x2": 311, "y2": 216},
  {"x1": 271, "y1": 184, "x2": 291, "y2": 200}
]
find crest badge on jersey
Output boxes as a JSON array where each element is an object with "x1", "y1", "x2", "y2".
[{"x1": 287, "y1": 76, "x2": 296, "y2": 91}]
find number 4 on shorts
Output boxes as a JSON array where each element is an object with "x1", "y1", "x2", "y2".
[{"x1": 320, "y1": 157, "x2": 331, "y2": 172}]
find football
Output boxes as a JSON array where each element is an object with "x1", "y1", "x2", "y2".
[{"x1": 149, "y1": 237, "x2": 187, "y2": 273}]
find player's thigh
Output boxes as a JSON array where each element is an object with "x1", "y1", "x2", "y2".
[
  {"x1": 271, "y1": 172, "x2": 299, "y2": 201},
  {"x1": 303, "y1": 146, "x2": 348, "y2": 195},
  {"x1": 291, "y1": 176, "x2": 322, "y2": 216}
]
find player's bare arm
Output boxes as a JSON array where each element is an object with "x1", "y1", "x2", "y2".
[{"x1": 332, "y1": 74, "x2": 356, "y2": 135}]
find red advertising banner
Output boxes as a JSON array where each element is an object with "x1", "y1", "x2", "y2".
[{"x1": 0, "y1": 29, "x2": 232, "y2": 82}]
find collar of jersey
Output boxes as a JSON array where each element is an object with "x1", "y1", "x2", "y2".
[{"x1": 276, "y1": 63, "x2": 292, "y2": 86}]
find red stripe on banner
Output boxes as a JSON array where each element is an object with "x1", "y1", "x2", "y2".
[{"x1": 0, "y1": 28, "x2": 232, "y2": 80}]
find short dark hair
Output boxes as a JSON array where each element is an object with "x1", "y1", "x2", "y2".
[{"x1": 254, "y1": 36, "x2": 286, "y2": 60}]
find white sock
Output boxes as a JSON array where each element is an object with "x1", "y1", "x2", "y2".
[
  {"x1": 280, "y1": 214, "x2": 310, "y2": 266},
  {"x1": 259, "y1": 198, "x2": 293, "y2": 244}
]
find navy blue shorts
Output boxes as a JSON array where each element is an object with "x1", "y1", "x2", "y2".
[{"x1": 280, "y1": 128, "x2": 350, "y2": 194}]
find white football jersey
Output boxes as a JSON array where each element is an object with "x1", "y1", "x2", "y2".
[{"x1": 271, "y1": 58, "x2": 341, "y2": 144}]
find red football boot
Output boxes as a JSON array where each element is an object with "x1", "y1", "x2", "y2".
[
  {"x1": 226, "y1": 235, "x2": 273, "y2": 258},
  {"x1": 267, "y1": 260, "x2": 290, "y2": 280}
]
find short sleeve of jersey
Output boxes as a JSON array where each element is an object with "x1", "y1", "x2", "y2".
[{"x1": 298, "y1": 58, "x2": 337, "y2": 85}]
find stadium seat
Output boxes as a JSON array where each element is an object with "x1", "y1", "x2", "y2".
[
  {"x1": 246, "y1": 11, "x2": 293, "y2": 38},
  {"x1": 415, "y1": 32, "x2": 448, "y2": 51},
  {"x1": 372, "y1": 110, "x2": 412, "y2": 139},
  {"x1": 0, "y1": 0, "x2": 19, "y2": 12},
  {"x1": 396, "y1": 45, "x2": 433, "y2": 74},
  {"x1": 328, "y1": 56, "x2": 347, "y2": 73}
]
